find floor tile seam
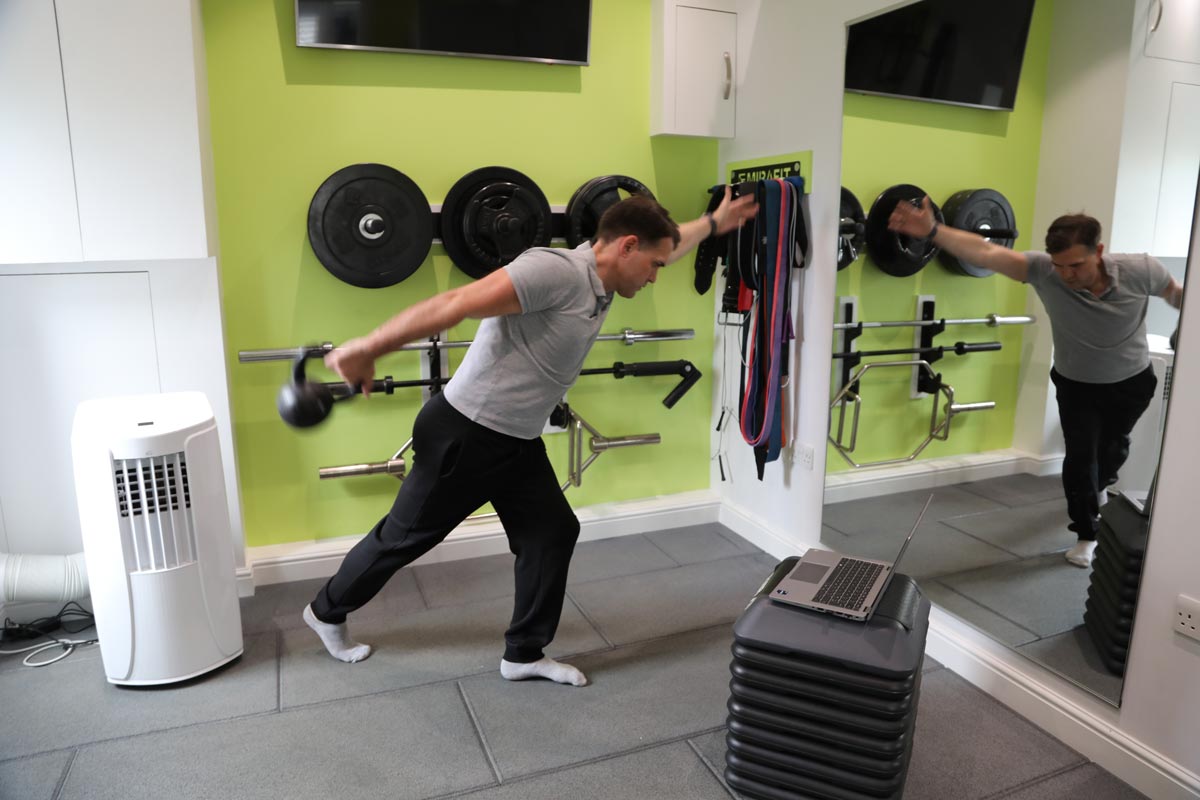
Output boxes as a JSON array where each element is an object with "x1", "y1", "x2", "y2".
[
  {"x1": 409, "y1": 568, "x2": 433, "y2": 611},
  {"x1": 4, "y1": 707, "x2": 286, "y2": 763},
  {"x1": 927, "y1": 580, "x2": 1042, "y2": 641},
  {"x1": 954, "y1": 484, "x2": 1019, "y2": 508},
  {"x1": 641, "y1": 532, "x2": 685, "y2": 566},
  {"x1": 50, "y1": 747, "x2": 77, "y2": 800},
  {"x1": 981, "y1": 759, "x2": 1096, "y2": 799},
  {"x1": 275, "y1": 629, "x2": 283, "y2": 713},
  {"x1": 437, "y1": 724, "x2": 731, "y2": 794},
  {"x1": 562, "y1": 590, "x2": 615, "y2": 649},
  {"x1": 712, "y1": 524, "x2": 755, "y2": 554},
  {"x1": 456, "y1": 680, "x2": 504, "y2": 785},
  {"x1": 685, "y1": 735, "x2": 739, "y2": 800},
  {"x1": 603, "y1": 619, "x2": 737, "y2": 651},
  {"x1": 937, "y1": 518, "x2": 1074, "y2": 559},
  {"x1": 566, "y1": 552, "x2": 761, "y2": 590}
]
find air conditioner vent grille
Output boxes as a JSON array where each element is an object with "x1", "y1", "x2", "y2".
[
  {"x1": 115, "y1": 460, "x2": 190, "y2": 517},
  {"x1": 112, "y1": 454, "x2": 198, "y2": 572}
]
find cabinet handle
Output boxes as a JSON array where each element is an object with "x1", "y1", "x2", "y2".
[
  {"x1": 723, "y1": 51, "x2": 732, "y2": 100},
  {"x1": 1151, "y1": 0, "x2": 1163, "y2": 32}
]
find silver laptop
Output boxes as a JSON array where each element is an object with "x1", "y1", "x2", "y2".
[{"x1": 769, "y1": 494, "x2": 933, "y2": 621}]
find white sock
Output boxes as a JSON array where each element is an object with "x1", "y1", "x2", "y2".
[
  {"x1": 500, "y1": 657, "x2": 588, "y2": 687},
  {"x1": 303, "y1": 604, "x2": 372, "y2": 663},
  {"x1": 1065, "y1": 540, "x2": 1097, "y2": 568}
]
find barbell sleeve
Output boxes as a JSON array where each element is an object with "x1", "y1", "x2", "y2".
[
  {"x1": 952, "y1": 341, "x2": 1002, "y2": 354},
  {"x1": 318, "y1": 459, "x2": 406, "y2": 480},
  {"x1": 948, "y1": 401, "x2": 996, "y2": 414},
  {"x1": 590, "y1": 433, "x2": 661, "y2": 452}
]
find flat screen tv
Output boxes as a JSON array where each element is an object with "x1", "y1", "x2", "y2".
[
  {"x1": 295, "y1": 0, "x2": 591, "y2": 66},
  {"x1": 844, "y1": 0, "x2": 1036, "y2": 111}
]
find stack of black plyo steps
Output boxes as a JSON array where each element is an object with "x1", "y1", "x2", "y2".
[
  {"x1": 1083, "y1": 497, "x2": 1147, "y2": 676},
  {"x1": 725, "y1": 557, "x2": 931, "y2": 800}
]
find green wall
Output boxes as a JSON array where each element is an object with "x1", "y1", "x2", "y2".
[
  {"x1": 829, "y1": 0, "x2": 1053, "y2": 472},
  {"x1": 202, "y1": 0, "x2": 719, "y2": 547}
]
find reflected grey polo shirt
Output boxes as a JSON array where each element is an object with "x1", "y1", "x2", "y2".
[
  {"x1": 444, "y1": 242, "x2": 613, "y2": 439},
  {"x1": 1025, "y1": 251, "x2": 1172, "y2": 384}
]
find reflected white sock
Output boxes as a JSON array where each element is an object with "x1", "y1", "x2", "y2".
[
  {"x1": 1065, "y1": 540, "x2": 1097, "y2": 568},
  {"x1": 500, "y1": 657, "x2": 588, "y2": 686},
  {"x1": 303, "y1": 604, "x2": 372, "y2": 663}
]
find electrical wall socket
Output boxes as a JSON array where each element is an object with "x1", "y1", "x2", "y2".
[
  {"x1": 800, "y1": 444, "x2": 815, "y2": 471},
  {"x1": 1176, "y1": 594, "x2": 1200, "y2": 642}
]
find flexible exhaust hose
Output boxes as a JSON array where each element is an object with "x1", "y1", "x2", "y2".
[{"x1": 0, "y1": 552, "x2": 90, "y2": 605}]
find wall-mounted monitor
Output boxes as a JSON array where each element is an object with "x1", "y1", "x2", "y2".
[
  {"x1": 296, "y1": 0, "x2": 591, "y2": 66},
  {"x1": 844, "y1": 0, "x2": 1036, "y2": 111}
]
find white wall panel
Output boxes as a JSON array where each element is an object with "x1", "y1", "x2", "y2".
[
  {"x1": 0, "y1": 0, "x2": 83, "y2": 264},
  {"x1": 55, "y1": 0, "x2": 211, "y2": 261}
]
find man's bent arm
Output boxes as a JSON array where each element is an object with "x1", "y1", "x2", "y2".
[{"x1": 889, "y1": 196, "x2": 1029, "y2": 282}]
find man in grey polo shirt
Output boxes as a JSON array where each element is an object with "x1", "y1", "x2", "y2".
[
  {"x1": 890, "y1": 200, "x2": 1182, "y2": 568},
  {"x1": 302, "y1": 190, "x2": 758, "y2": 685}
]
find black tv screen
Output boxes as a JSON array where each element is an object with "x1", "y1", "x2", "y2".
[
  {"x1": 296, "y1": 0, "x2": 591, "y2": 66},
  {"x1": 844, "y1": 0, "x2": 1035, "y2": 111}
]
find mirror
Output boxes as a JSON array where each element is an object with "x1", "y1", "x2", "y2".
[{"x1": 824, "y1": 0, "x2": 1195, "y2": 707}]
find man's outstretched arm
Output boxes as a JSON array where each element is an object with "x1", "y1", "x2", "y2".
[{"x1": 889, "y1": 196, "x2": 1030, "y2": 282}]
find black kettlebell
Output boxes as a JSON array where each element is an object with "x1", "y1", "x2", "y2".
[{"x1": 276, "y1": 351, "x2": 352, "y2": 428}]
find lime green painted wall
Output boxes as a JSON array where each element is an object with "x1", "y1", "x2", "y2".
[
  {"x1": 829, "y1": 0, "x2": 1053, "y2": 473},
  {"x1": 202, "y1": 0, "x2": 719, "y2": 547}
]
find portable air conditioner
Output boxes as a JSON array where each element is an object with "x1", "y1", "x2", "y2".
[
  {"x1": 1112, "y1": 334, "x2": 1174, "y2": 503},
  {"x1": 71, "y1": 392, "x2": 243, "y2": 685}
]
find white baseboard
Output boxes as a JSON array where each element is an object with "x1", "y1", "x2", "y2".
[
  {"x1": 245, "y1": 489, "x2": 721, "y2": 588},
  {"x1": 927, "y1": 608, "x2": 1200, "y2": 799},
  {"x1": 717, "y1": 500, "x2": 804, "y2": 561},
  {"x1": 823, "y1": 448, "x2": 1064, "y2": 504}
]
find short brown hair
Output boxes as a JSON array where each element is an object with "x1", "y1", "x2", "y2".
[
  {"x1": 1045, "y1": 214, "x2": 1102, "y2": 254},
  {"x1": 594, "y1": 194, "x2": 681, "y2": 249}
]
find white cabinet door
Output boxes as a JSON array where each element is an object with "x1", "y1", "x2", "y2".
[
  {"x1": 0, "y1": 272, "x2": 160, "y2": 555},
  {"x1": 1152, "y1": 82, "x2": 1200, "y2": 257},
  {"x1": 0, "y1": 0, "x2": 83, "y2": 265},
  {"x1": 674, "y1": 7, "x2": 737, "y2": 138},
  {"x1": 1145, "y1": 0, "x2": 1200, "y2": 65}
]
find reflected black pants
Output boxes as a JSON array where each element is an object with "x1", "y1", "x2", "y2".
[
  {"x1": 311, "y1": 392, "x2": 580, "y2": 663},
  {"x1": 1051, "y1": 366, "x2": 1156, "y2": 540}
]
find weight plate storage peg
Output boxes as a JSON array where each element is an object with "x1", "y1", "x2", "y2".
[
  {"x1": 939, "y1": 188, "x2": 1018, "y2": 278},
  {"x1": 838, "y1": 186, "x2": 867, "y2": 271},
  {"x1": 565, "y1": 175, "x2": 655, "y2": 248},
  {"x1": 307, "y1": 163, "x2": 434, "y2": 288},
  {"x1": 864, "y1": 183, "x2": 945, "y2": 278},
  {"x1": 440, "y1": 166, "x2": 553, "y2": 280}
]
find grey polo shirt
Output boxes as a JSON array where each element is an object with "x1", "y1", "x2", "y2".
[
  {"x1": 444, "y1": 242, "x2": 613, "y2": 439},
  {"x1": 1025, "y1": 251, "x2": 1172, "y2": 384}
]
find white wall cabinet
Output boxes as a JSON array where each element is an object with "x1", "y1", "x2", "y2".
[
  {"x1": 651, "y1": 0, "x2": 737, "y2": 138},
  {"x1": 1144, "y1": 0, "x2": 1200, "y2": 65},
  {"x1": 0, "y1": 0, "x2": 84, "y2": 264},
  {"x1": 1152, "y1": 81, "x2": 1200, "y2": 257}
]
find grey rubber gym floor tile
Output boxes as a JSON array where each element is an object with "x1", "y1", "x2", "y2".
[
  {"x1": 240, "y1": 569, "x2": 425, "y2": 633},
  {"x1": 996, "y1": 763, "x2": 1148, "y2": 799},
  {"x1": 566, "y1": 534, "x2": 681, "y2": 584},
  {"x1": 903, "y1": 669, "x2": 1086, "y2": 799},
  {"x1": 0, "y1": 631, "x2": 277, "y2": 760},
  {"x1": 688, "y1": 730, "x2": 734, "y2": 792},
  {"x1": 451, "y1": 741, "x2": 730, "y2": 799},
  {"x1": 58, "y1": 682, "x2": 496, "y2": 800},
  {"x1": 957, "y1": 472, "x2": 1064, "y2": 507},
  {"x1": 412, "y1": 551, "x2": 517, "y2": 609},
  {"x1": 922, "y1": 652, "x2": 944, "y2": 672},
  {"x1": 1016, "y1": 627, "x2": 1124, "y2": 705},
  {"x1": 941, "y1": 498, "x2": 1074, "y2": 557},
  {"x1": 823, "y1": 486, "x2": 1006, "y2": 537},
  {"x1": 279, "y1": 595, "x2": 606, "y2": 708},
  {"x1": 919, "y1": 580, "x2": 1040, "y2": 648},
  {"x1": 819, "y1": 521, "x2": 1015, "y2": 579},
  {"x1": 566, "y1": 553, "x2": 777, "y2": 645},
  {"x1": 459, "y1": 625, "x2": 733, "y2": 779},
  {"x1": 0, "y1": 750, "x2": 72, "y2": 800},
  {"x1": 646, "y1": 522, "x2": 750, "y2": 564},
  {"x1": 938, "y1": 554, "x2": 1094, "y2": 638}
]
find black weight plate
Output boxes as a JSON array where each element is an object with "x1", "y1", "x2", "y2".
[
  {"x1": 307, "y1": 163, "x2": 433, "y2": 288},
  {"x1": 939, "y1": 188, "x2": 1017, "y2": 278},
  {"x1": 441, "y1": 166, "x2": 552, "y2": 280},
  {"x1": 565, "y1": 175, "x2": 655, "y2": 248},
  {"x1": 864, "y1": 183, "x2": 944, "y2": 278},
  {"x1": 838, "y1": 186, "x2": 866, "y2": 271}
]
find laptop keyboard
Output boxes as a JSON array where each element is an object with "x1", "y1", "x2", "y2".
[{"x1": 812, "y1": 558, "x2": 884, "y2": 610}]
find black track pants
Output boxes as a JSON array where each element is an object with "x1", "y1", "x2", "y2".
[
  {"x1": 310, "y1": 392, "x2": 580, "y2": 663},
  {"x1": 1051, "y1": 366, "x2": 1156, "y2": 540}
]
